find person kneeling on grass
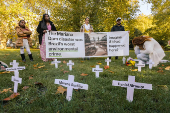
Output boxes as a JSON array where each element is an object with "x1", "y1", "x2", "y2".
[
  {"x1": 15, "y1": 20, "x2": 33, "y2": 62},
  {"x1": 132, "y1": 35, "x2": 165, "y2": 67}
]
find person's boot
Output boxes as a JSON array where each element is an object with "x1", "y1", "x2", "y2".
[
  {"x1": 21, "y1": 54, "x2": 26, "y2": 62},
  {"x1": 28, "y1": 54, "x2": 34, "y2": 61},
  {"x1": 115, "y1": 56, "x2": 118, "y2": 60},
  {"x1": 109, "y1": 56, "x2": 111, "y2": 59}
]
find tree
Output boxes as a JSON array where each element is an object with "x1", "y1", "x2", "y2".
[{"x1": 144, "y1": 0, "x2": 170, "y2": 48}]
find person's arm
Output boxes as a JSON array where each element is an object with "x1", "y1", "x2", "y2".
[
  {"x1": 16, "y1": 27, "x2": 27, "y2": 37},
  {"x1": 51, "y1": 22, "x2": 57, "y2": 31},
  {"x1": 90, "y1": 25, "x2": 94, "y2": 32},
  {"x1": 23, "y1": 28, "x2": 32, "y2": 35},
  {"x1": 36, "y1": 21, "x2": 42, "y2": 33},
  {"x1": 140, "y1": 41, "x2": 154, "y2": 54},
  {"x1": 134, "y1": 45, "x2": 140, "y2": 55},
  {"x1": 80, "y1": 25, "x2": 83, "y2": 32},
  {"x1": 111, "y1": 26, "x2": 114, "y2": 32},
  {"x1": 122, "y1": 26, "x2": 125, "y2": 31}
]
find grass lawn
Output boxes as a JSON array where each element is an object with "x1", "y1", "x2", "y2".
[{"x1": 0, "y1": 49, "x2": 170, "y2": 113}]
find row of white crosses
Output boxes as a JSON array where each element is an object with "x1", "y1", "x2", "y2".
[
  {"x1": 122, "y1": 57, "x2": 155, "y2": 71},
  {"x1": 54, "y1": 74, "x2": 152, "y2": 102},
  {"x1": 6, "y1": 60, "x2": 153, "y2": 102},
  {"x1": 51, "y1": 59, "x2": 74, "y2": 71}
]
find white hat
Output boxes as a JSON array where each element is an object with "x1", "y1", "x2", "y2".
[{"x1": 116, "y1": 17, "x2": 121, "y2": 21}]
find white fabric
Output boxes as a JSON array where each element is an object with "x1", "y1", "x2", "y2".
[
  {"x1": 134, "y1": 46, "x2": 149, "y2": 63},
  {"x1": 0, "y1": 61, "x2": 9, "y2": 67},
  {"x1": 135, "y1": 38, "x2": 165, "y2": 67},
  {"x1": 20, "y1": 39, "x2": 31, "y2": 54},
  {"x1": 84, "y1": 24, "x2": 90, "y2": 31},
  {"x1": 137, "y1": 53, "x2": 149, "y2": 62}
]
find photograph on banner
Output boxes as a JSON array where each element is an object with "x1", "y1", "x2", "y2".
[
  {"x1": 45, "y1": 31, "x2": 85, "y2": 58},
  {"x1": 107, "y1": 31, "x2": 129, "y2": 56},
  {"x1": 84, "y1": 32, "x2": 107, "y2": 57}
]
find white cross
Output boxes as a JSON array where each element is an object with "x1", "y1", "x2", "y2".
[
  {"x1": 51, "y1": 59, "x2": 61, "y2": 68},
  {"x1": 67, "y1": 60, "x2": 74, "y2": 71},
  {"x1": 122, "y1": 57, "x2": 126, "y2": 64},
  {"x1": 105, "y1": 58, "x2": 111, "y2": 66},
  {"x1": 112, "y1": 75, "x2": 152, "y2": 102},
  {"x1": 135, "y1": 60, "x2": 145, "y2": 72},
  {"x1": 149, "y1": 59, "x2": 154, "y2": 69},
  {"x1": 6, "y1": 60, "x2": 25, "y2": 75},
  {"x1": 11, "y1": 71, "x2": 22, "y2": 93},
  {"x1": 6, "y1": 60, "x2": 25, "y2": 93},
  {"x1": 92, "y1": 65, "x2": 103, "y2": 78},
  {"x1": 159, "y1": 60, "x2": 170, "y2": 63},
  {"x1": 54, "y1": 75, "x2": 88, "y2": 101}
]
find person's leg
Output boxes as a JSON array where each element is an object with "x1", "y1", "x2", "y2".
[
  {"x1": 24, "y1": 39, "x2": 33, "y2": 61},
  {"x1": 137, "y1": 53, "x2": 149, "y2": 63},
  {"x1": 20, "y1": 46, "x2": 26, "y2": 62},
  {"x1": 40, "y1": 35, "x2": 47, "y2": 61}
]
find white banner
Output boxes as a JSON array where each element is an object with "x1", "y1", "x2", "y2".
[{"x1": 45, "y1": 31, "x2": 129, "y2": 58}]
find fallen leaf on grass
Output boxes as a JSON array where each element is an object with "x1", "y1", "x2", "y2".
[
  {"x1": 81, "y1": 61, "x2": 84, "y2": 63},
  {"x1": 3, "y1": 93, "x2": 20, "y2": 101},
  {"x1": 157, "y1": 70, "x2": 164, "y2": 73},
  {"x1": 90, "y1": 65, "x2": 95, "y2": 67},
  {"x1": 158, "y1": 67, "x2": 163, "y2": 70},
  {"x1": 162, "y1": 64, "x2": 165, "y2": 66},
  {"x1": 0, "y1": 88, "x2": 13, "y2": 94},
  {"x1": 104, "y1": 65, "x2": 109, "y2": 69},
  {"x1": 1, "y1": 71, "x2": 10, "y2": 74},
  {"x1": 81, "y1": 73, "x2": 88, "y2": 76},
  {"x1": 33, "y1": 64, "x2": 37, "y2": 67},
  {"x1": 97, "y1": 63, "x2": 102, "y2": 65},
  {"x1": 63, "y1": 61, "x2": 67, "y2": 64},
  {"x1": 22, "y1": 86, "x2": 29, "y2": 91},
  {"x1": 56, "y1": 86, "x2": 67, "y2": 94},
  {"x1": 34, "y1": 82, "x2": 44, "y2": 87},
  {"x1": 60, "y1": 65, "x2": 63, "y2": 67},
  {"x1": 165, "y1": 66, "x2": 170, "y2": 70},
  {"x1": 61, "y1": 69, "x2": 64, "y2": 71},
  {"x1": 157, "y1": 85, "x2": 169, "y2": 91},
  {"x1": 5, "y1": 54, "x2": 9, "y2": 56},
  {"x1": 38, "y1": 65, "x2": 45, "y2": 68},
  {"x1": 109, "y1": 70, "x2": 114, "y2": 73},
  {"x1": 63, "y1": 71, "x2": 69, "y2": 74},
  {"x1": 130, "y1": 69, "x2": 138, "y2": 71},
  {"x1": 29, "y1": 76, "x2": 33, "y2": 80}
]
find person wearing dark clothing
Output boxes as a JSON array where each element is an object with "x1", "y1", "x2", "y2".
[
  {"x1": 37, "y1": 14, "x2": 57, "y2": 45},
  {"x1": 109, "y1": 17, "x2": 125, "y2": 60},
  {"x1": 36, "y1": 14, "x2": 57, "y2": 61}
]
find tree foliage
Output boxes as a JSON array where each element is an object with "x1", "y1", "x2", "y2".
[{"x1": 0, "y1": 0, "x2": 169, "y2": 49}]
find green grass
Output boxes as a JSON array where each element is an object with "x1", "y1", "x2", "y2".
[{"x1": 0, "y1": 49, "x2": 170, "y2": 113}]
